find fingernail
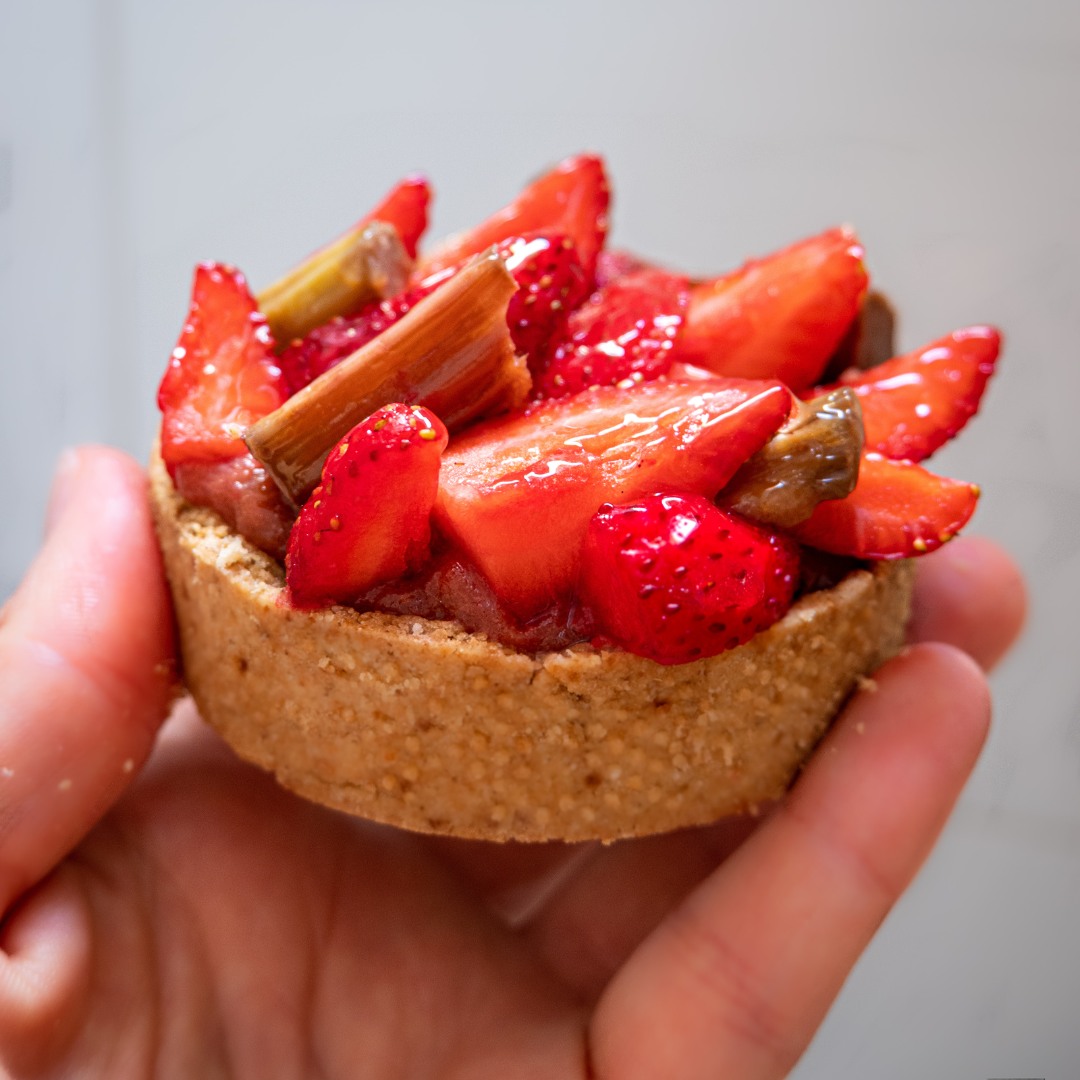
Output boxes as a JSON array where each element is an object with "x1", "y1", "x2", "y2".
[{"x1": 45, "y1": 448, "x2": 84, "y2": 535}]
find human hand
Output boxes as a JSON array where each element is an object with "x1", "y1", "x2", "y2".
[{"x1": 0, "y1": 446, "x2": 1025, "y2": 1078}]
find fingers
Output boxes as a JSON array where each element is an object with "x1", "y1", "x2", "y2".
[
  {"x1": 0, "y1": 447, "x2": 176, "y2": 913},
  {"x1": 909, "y1": 535, "x2": 1027, "y2": 670},
  {"x1": 589, "y1": 643, "x2": 990, "y2": 1079}
]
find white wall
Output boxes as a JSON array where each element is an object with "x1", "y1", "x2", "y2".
[{"x1": 3, "y1": 0, "x2": 1078, "y2": 1073}]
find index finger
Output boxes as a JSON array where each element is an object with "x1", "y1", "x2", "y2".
[{"x1": 0, "y1": 447, "x2": 176, "y2": 912}]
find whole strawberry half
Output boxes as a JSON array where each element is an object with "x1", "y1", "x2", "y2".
[
  {"x1": 418, "y1": 153, "x2": 610, "y2": 280},
  {"x1": 790, "y1": 452, "x2": 980, "y2": 559},
  {"x1": 676, "y1": 226, "x2": 869, "y2": 392},
  {"x1": 286, "y1": 403, "x2": 449, "y2": 605},
  {"x1": 580, "y1": 493, "x2": 801, "y2": 665},
  {"x1": 435, "y1": 375, "x2": 791, "y2": 617},
  {"x1": 277, "y1": 233, "x2": 587, "y2": 392},
  {"x1": 823, "y1": 325, "x2": 1000, "y2": 462},
  {"x1": 533, "y1": 268, "x2": 691, "y2": 399},
  {"x1": 158, "y1": 263, "x2": 286, "y2": 475}
]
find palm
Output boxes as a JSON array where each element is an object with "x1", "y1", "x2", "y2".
[{"x1": 0, "y1": 449, "x2": 1025, "y2": 1079}]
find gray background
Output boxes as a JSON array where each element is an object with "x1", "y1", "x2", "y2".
[{"x1": 2, "y1": 1, "x2": 1078, "y2": 1074}]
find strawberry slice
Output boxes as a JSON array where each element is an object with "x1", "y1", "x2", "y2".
[
  {"x1": 533, "y1": 269, "x2": 691, "y2": 399},
  {"x1": 824, "y1": 326, "x2": 1000, "y2": 462},
  {"x1": 789, "y1": 453, "x2": 980, "y2": 558},
  {"x1": 503, "y1": 233, "x2": 590, "y2": 364},
  {"x1": 157, "y1": 263, "x2": 286, "y2": 475},
  {"x1": 435, "y1": 376, "x2": 791, "y2": 616},
  {"x1": 362, "y1": 175, "x2": 431, "y2": 259},
  {"x1": 676, "y1": 226, "x2": 869, "y2": 391},
  {"x1": 278, "y1": 233, "x2": 587, "y2": 392},
  {"x1": 285, "y1": 404, "x2": 449, "y2": 605},
  {"x1": 580, "y1": 494, "x2": 800, "y2": 665},
  {"x1": 418, "y1": 154, "x2": 610, "y2": 279}
]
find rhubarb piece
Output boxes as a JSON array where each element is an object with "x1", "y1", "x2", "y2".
[
  {"x1": 721, "y1": 387, "x2": 864, "y2": 528},
  {"x1": 533, "y1": 268, "x2": 691, "y2": 399},
  {"x1": 418, "y1": 153, "x2": 610, "y2": 279},
  {"x1": 435, "y1": 375, "x2": 791, "y2": 617},
  {"x1": 246, "y1": 252, "x2": 526, "y2": 506},
  {"x1": 676, "y1": 226, "x2": 869, "y2": 391},
  {"x1": 158, "y1": 263, "x2": 287, "y2": 474},
  {"x1": 257, "y1": 221, "x2": 411, "y2": 348},
  {"x1": 826, "y1": 325, "x2": 1000, "y2": 462},
  {"x1": 277, "y1": 233, "x2": 586, "y2": 394},
  {"x1": 790, "y1": 452, "x2": 980, "y2": 558},
  {"x1": 580, "y1": 494, "x2": 801, "y2": 665},
  {"x1": 286, "y1": 404, "x2": 448, "y2": 605}
]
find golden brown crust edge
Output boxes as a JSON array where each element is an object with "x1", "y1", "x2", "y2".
[{"x1": 148, "y1": 452, "x2": 915, "y2": 843}]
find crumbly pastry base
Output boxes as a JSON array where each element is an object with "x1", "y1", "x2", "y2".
[{"x1": 149, "y1": 452, "x2": 915, "y2": 842}]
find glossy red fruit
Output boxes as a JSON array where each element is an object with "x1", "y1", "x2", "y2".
[
  {"x1": 435, "y1": 376, "x2": 791, "y2": 617},
  {"x1": 418, "y1": 154, "x2": 610, "y2": 279},
  {"x1": 825, "y1": 326, "x2": 1000, "y2": 462},
  {"x1": 676, "y1": 226, "x2": 869, "y2": 391},
  {"x1": 789, "y1": 453, "x2": 980, "y2": 558},
  {"x1": 362, "y1": 175, "x2": 431, "y2": 258},
  {"x1": 533, "y1": 269, "x2": 691, "y2": 399},
  {"x1": 158, "y1": 263, "x2": 286, "y2": 475},
  {"x1": 580, "y1": 493, "x2": 801, "y2": 665},
  {"x1": 286, "y1": 404, "x2": 449, "y2": 604},
  {"x1": 503, "y1": 233, "x2": 590, "y2": 365}
]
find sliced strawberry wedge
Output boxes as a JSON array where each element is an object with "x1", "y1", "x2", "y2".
[
  {"x1": 824, "y1": 326, "x2": 1000, "y2": 462},
  {"x1": 594, "y1": 248, "x2": 658, "y2": 288},
  {"x1": 676, "y1": 226, "x2": 869, "y2": 392},
  {"x1": 286, "y1": 404, "x2": 449, "y2": 605},
  {"x1": 418, "y1": 154, "x2": 610, "y2": 280},
  {"x1": 533, "y1": 268, "x2": 691, "y2": 399},
  {"x1": 435, "y1": 376, "x2": 791, "y2": 616},
  {"x1": 581, "y1": 494, "x2": 800, "y2": 665},
  {"x1": 158, "y1": 263, "x2": 286, "y2": 475},
  {"x1": 789, "y1": 453, "x2": 980, "y2": 559},
  {"x1": 362, "y1": 174, "x2": 431, "y2": 258}
]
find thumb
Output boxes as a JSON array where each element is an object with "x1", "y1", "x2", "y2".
[{"x1": 0, "y1": 446, "x2": 176, "y2": 913}]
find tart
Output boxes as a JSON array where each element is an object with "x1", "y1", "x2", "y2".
[{"x1": 150, "y1": 154, "x2": 998, "y2": 842}]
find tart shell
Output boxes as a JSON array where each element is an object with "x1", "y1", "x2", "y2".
[{"x1": 149, "y1": 452, "x2": 915, "y2": 843}]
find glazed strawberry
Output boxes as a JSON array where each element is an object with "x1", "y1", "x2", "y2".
[
  {"x1": 789, "y1": 453, "x2": 980, "y2": 559},
  {"x1": 435, "y1": 376, "x2": 791, "y2": 616},
  {"x1": 824, "y1": 326, "x2": 1000, "y2": 462},
  {"x1": 157, "y1": 263, "x2": 286, "y2": 474},
  {"x1": 418, "y1": 154, "x2": 609, "y2": 279},
  {"x1": 580, "y1": 494, "x2": 801, "y2": 665},
  {"x1": 278, "y1": 234, "x2": 587, "y2": 391},
  {"x1": 503, "y1": 234, "x2": 590, "y2": 365},
  {"x1": 362, "y1": 175, "x2": 431, "y2": 258},
  {"x1": 533, "y1": 269, "x2": 691, "y2": 399},
  {"x1": 286, "y1": 404, "x2": 449, "y2": 604},
  {"x1": 676, "y1": 227, "x2": 869, "y2": 391}
]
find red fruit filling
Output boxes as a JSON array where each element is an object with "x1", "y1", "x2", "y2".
[{"x1": 158, "y1": 155, "x2": 999, "y2": 666}]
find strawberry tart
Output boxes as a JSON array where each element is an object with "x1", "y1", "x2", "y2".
[{"x1": 150, "y1": 155, "x2": 999, "y2": 841}]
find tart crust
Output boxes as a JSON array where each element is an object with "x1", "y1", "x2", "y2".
[{"x1": 149, "y1": 452, "x2": 915, "y2": 842}]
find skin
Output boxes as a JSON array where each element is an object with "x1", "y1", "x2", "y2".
[{"x1": 0, "y1": 447, "x2": 1027, "y2": 1079}]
